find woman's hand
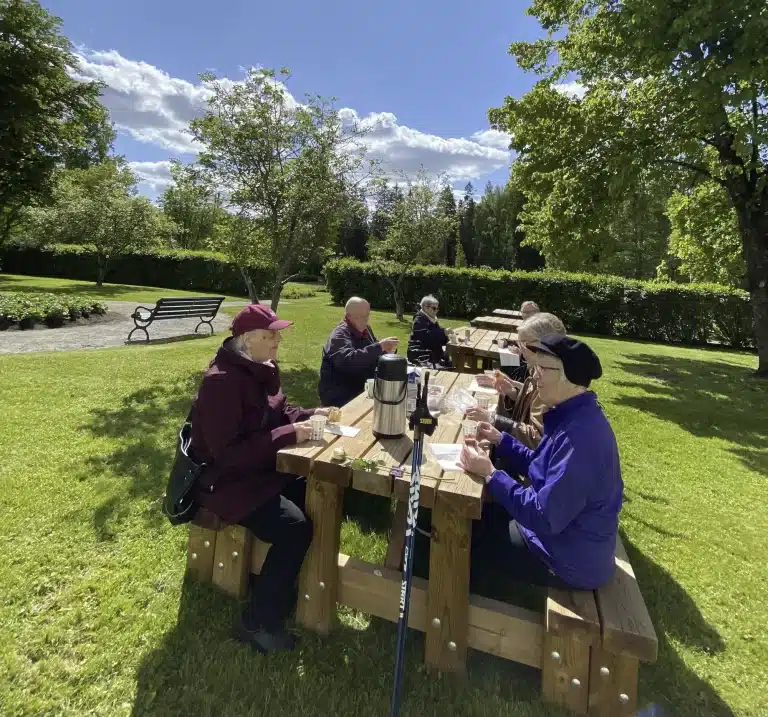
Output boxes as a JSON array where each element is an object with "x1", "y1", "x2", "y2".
[
  {"x1": 476, "y1": 421, "x2": 502, "y2": 446},
  {"x1": 294, "y1": 421, "x2": 314, "y2": 443},
  {"x1": 494, "y1": 373, "x2": 519, "y2": 399},
  {"x1": 465, "y1": 406, "x2": 491, "y2": 423},
  {"x1": 313, "y1": 407, "x2": 331, "y2": 417},
  {"x1": 460, "y1": 439, "x2": 495, "y2": 482},
  {"x1": 476, "y1": 373, "x2": 495, "y2": 388}
]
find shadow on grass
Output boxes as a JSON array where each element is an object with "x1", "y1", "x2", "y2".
[
  {"x1": 125, "y1": 334, "x2": 214, "y2": 347},
  {"x1": 81, "y1": 363, "x2": 324, "y2": 541},
  {"x1": 622, "y1": 532, "x2": 733, "y2": 717},
  {"x1": 613, "y1": 353, "x2": 768, "y2": 475},
  {"x1": 129, "y1": 577, "x2": 565, "y2": 717}
]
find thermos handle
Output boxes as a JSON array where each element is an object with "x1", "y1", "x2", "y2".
[{"x1": 373, "y1": 377, "x2": 408, "y2": 405}]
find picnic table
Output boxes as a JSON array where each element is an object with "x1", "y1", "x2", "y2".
[
  {"x1": 446, "y1": 326, "x2": 519, "y2": 374},
  {"x1": 186, "y1": 372, "x2": 659, "y2": 716},
  {"x1": 470, "y1": 315, "x2": 523, "y2": 331},
  {"x1": 493, "y1": 309, "x2": 523, "y2": 319}
]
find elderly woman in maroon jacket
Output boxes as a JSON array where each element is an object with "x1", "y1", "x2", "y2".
[{"x1": 187, "y1": 303, "x2": 333, "y2": 654}]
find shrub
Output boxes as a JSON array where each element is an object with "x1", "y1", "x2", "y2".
[
  {"x1": 0, "y1": 244, "x2": 275, "y2": 298},
  {"x1": 324, "y1": 259, "x2": 755, "y2": 349},
  {"x1": 0, "y1": 292, "x2": 107, "y2": 330}
]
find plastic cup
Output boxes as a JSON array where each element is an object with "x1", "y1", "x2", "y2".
[
  {"x1": 462, "y1": 419, "x2": 478, "y2": 440},
  {"x1": 476, "y1": 394, "x2": 492, "y2": 410},
  {"x1": 464, "y1": 328, "x2": 471, "y2": 340},
  {"x1": 309, "y1": 415, "x2": 327, "y2": 441}
]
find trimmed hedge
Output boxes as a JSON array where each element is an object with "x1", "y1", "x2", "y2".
[
  {"x1": 0, "y1": 291, "x2": 107, "y2": 330},
  {"x1": 324, "y1": 259, "x2": 755, "y2": 349},
  {"x1": 0, "y1": 244, "x2": 275, "y2": 298}
]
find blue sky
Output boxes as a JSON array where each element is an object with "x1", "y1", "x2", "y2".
[{"x1": 43, "y1": 0, "x2": 547, "y2": 200}]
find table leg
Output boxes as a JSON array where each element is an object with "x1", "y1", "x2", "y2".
[
  {"x1": 186, "y1": 524, "x2": 217, "y2": 584},
  {"x1": 425, "y1": 496, "x2": 471, "y2": 673},
  {"x1": 542, "y1": 630, "x2": 592, "y2": 715},
  {"x1": 587, "y1": 647, "x2": 639, "y2": 717},
  {"x1": 296, "y1": 475, "x2": 344, "y2": 634},
  {"x1": 211, "y1": 524, "x2": 253, "y2": 599}
]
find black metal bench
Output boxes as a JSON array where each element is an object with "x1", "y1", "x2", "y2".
[{"x1": 127, "y1": 296, "x2": 226, "y2": 342}]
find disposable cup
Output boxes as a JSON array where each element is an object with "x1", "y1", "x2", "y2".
[{"x1": 309, "y1": 415, "x2": 327, "y2": 441}]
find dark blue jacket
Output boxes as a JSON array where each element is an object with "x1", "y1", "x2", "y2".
[
  {"x1": 487, "y1": 391, "x2": 623, "y2": 589},
  {"x1": 319, "y1": 321, "x2": 381, "y2": 407},
  {"x1": 407, "y1": 311, "x2": 448, "y2": 366}
]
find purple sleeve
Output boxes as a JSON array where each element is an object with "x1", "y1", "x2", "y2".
[
  {"x1": 327, "y1": 329, "x2": 383, "y2": 375},
  {"x1": 495, "y1": 431, "x2": 534, "y2": 475},
  {"x1": 283, "y1": 404, "x2": 314, "y2": 423},
  {"x1": 196, "y1": 374, "x2": 297, "y2": 475}
]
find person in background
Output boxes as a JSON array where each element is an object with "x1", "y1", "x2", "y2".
[
  {"x1": 470, "y1": 312, "x2": 566, "y2": 449},
  {"x1": 460, "y1": 334, "x2": 622, "y2": 592},
  {"x1": 319, "y1": 297, "x2": 399, "y2": 407},
  {"x1": 520, "y1": 300, "x2": 540, "y2": 320},
  {"x1": 188, "y1": 304, "x2": 335, "y2": 654},
  {"x1": 407, "y1": 294, "x2": 453, "y2": 369}
]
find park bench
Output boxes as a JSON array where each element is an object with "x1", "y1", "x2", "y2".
[
  {"x1": 127, "y1": 296, "x2": 225, "y2": 342},
  {"x1": 184, "y1": 373, "x2": 658, "y2": 716}
]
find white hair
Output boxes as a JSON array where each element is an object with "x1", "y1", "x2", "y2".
[
  {"x1": 518, "y1": 312, "x2": 566, "y2": 342},
  {"x1": 420, "y1": 295, "x2": 438, "y2": 310},
  {"x1": 345, "y1": 296, "x2": 369, "y2": 312}
]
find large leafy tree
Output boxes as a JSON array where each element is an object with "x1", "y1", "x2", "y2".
[
  {"x1": 0, "y1": 0, "x2": 107, "y2": 243},
  {"x1": 457, "y1": 182, "x2": 477, "y2": 266},
  {"x1": 436, "y1": 185, "x2": 458, "y2": 265},
  {"x1": 190, "y1": 67, "x2": 374, "y2": 308},
  {"x1": 490, "y1": 0, "x2": 768, "y2": 375}
]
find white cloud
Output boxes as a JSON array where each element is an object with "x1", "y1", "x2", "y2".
[
  {"x1": 128, "y1": 160, "x2": 173, "y2": 191},
  {"x1": 553, "y1": 81, "x2": 587, "y2": 99},
  {"x1": 73, "y1": 49, "x2": 512, "y2": 193}
]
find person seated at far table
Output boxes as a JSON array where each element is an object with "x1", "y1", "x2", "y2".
[
  {"x1": 407, "y1": 294, "x2": 453, "y2": 369},
  {"x1": 187, "y1": 304, "x2": 337, "y2": 654},
  {"x1": 470, "y1": 312, "x2": 566, "y2": 450},
  {"x1": 460, "y1": 334, "x2": 622, "y2": 592},
  {"x1": 520, "y1": 300, "x2": 540, "y2": 320},
  {"x1": 319, "y1": 296, "x2": 399, "y2": 407}
]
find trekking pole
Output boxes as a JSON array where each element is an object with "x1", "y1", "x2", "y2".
[{"x1": 389, "y1": 371, "x2": 438, "y2": 717}]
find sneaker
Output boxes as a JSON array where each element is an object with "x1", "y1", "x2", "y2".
[{"x1": 234, "y1": 619, "x2": 297, "y2": 654}]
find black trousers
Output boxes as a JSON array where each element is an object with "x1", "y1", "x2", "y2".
[
  {"x1": 470, "y1": 502, "x2": 574, "y2": 592},
  {"x1": 238, "y1": 477, "x2": 312, "y2": 629}
]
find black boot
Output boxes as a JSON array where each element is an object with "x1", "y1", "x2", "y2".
[{"x1": 234, "y1": 617, "x2": 297, "y2": 654}]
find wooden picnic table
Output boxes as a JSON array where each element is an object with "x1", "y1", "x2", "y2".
[
  {"x1": 493, "y1": 309, "x2": 523, "y2": 319},
  {"x1": 470, "y1": 315, "x2": 523, "y2": 331},
  {"x1": 446, "y1": 326, "x2": 519, "y2": 373}
]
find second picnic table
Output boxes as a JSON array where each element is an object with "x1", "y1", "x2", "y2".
[
  {"x1": 470, "y1": 314, "x2": 523, "y2": 331},
  {"x1": 447, "y1": 325, "x2": 520, "y2": 373}
]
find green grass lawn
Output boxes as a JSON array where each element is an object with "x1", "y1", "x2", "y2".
[{"x1": 0, "y1": 280, "x2": 766, "y2": 717}]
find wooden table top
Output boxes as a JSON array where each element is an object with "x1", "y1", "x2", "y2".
[
  {"x1": 449, "y1": 325, "x2": 518, "y2": 359},
  {"x1": 492, "y1": 309, "x2": 523, "y2": 319},
  {"x1": 276, "y1": 370, "x2": 488, "y2": 519},
  {"x1": 470, "y1": 315, "x2": 523, "y2": 331}
]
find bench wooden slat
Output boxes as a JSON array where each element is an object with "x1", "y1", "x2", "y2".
[
  {"x1": 594, "y1": 535, "x2": 658, "y2": 663},
  {"x1": 155, "y1": 296, "x2": 225, "y2": 305}
]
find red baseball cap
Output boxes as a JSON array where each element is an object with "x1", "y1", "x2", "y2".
[{"x1": 231, "y1": 304, "x2": 293, "y2": 336}]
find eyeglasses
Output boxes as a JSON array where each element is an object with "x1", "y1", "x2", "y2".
[
  {"x1": 426, "y1": 304, "x2": 439, "y2": 310},
  {"x1": 533, "y1": 363, "x2": 561, "y2": 376}
]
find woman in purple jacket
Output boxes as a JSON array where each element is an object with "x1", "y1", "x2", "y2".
[{"x1": 188, "y1": 304, "x2": 333, "y2": 654}]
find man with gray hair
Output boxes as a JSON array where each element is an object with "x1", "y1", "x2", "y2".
[
  {"x1": 407, "y1": 294, "x2": 452, "y2": 368},
  {"x1": 319, "y1": 297, "x2": 399, "y2": 407}
]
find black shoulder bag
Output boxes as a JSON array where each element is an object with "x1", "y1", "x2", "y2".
[{"x1": 162, "y1": 422, "x2": 204, "y2": 526}]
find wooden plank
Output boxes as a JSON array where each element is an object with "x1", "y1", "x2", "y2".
[
  {"x1": 277, "y1": 390, "x2": 374, "y2": 476},
  {"x1": 493, "y1": 309, "x2": 523, "y2": 319},
  {"x1": 211, "y1": 524, "x2": 253, "y2": 599},
  {"x1": 473, "y1": 330, "x2": 499, "y2": 357},
  {"x1": 587, "y1": 647, "x2": 639, "y2": 717},
  {"x1": 384, "y1": 500, "x2": 408, "y2": 570},
  {"x1": 594, "y1": 535, "x2": 658, "y2": 662},
  {"x1": 250, "y1": 538, "x2": 271, "y2": 574},
  {"x1": 424, "y1": 497, "x2": 471, "y2": 673},
  {"x1": 186, "y1": 524, "x2": 217, "y2": 583},
  {"x1": 336, "y1": 554, "x2": 545, "y2": 668},
  {"x1": 295, "y1": 476, "x2": 344, "y2": 634},
  {"x1": 351, "y1": 431, "x2": 412, "y2": 497},
  {"x1": 542, "y1": 630, "x2": 592, "y2": 715},
  {"x1": 312, "y1": 412, "x2": 377, "y2": 487},
  {"x1": 547, "y1": 588, "x2": 602, "y2": 642}
]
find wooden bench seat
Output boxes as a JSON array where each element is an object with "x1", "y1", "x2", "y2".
[{"x1": 186, "y1": 521, "x2": 657, "y2": 717}]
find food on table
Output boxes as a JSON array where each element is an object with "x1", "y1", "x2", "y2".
[{"x1": 328, "y1": 407, "x2": 343, "y2": 423}]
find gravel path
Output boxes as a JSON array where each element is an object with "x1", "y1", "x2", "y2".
[{"x1": 0, "y1": 300, "x2": 251, "y2": 355}]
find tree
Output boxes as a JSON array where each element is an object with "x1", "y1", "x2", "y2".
[
  {"x1": 489, "y1": 0, "x2": 768, "y2": 374},
  {"x1": 160, "y1": 160, "x2": 225, "y2": 250},
  {"x1": 26, "y1": 161, "x2": 173, "y2": 284},
  {"x1": 436, "y1": 185, "x2": 458, "y2": 265},
  {"x1": 190, "y1": 67, "x2": 374, "y2": 308},
  {"x1": 371, "y1": 170, "x2": 453, "y2": 320},
  {"x1": 663, "y1": 181, "x2": 746, "y2": 287},
  {"x1": 369, "y1": 182, "x2": 404, "y2": 246},
  {"x1": 335, "y1": 189, "x2": 370, "y2": 260},
  {"x1": 457, "y1": 182, "x2": 477, "y2": 265},
  {"x1": 0, "y1": 0, "x2": 107, "y2": 244}
]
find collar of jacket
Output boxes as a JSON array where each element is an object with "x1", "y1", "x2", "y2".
[
  {"x1": 215, "y1": 337, "x2": 282, "y2": 395},
  {"x1": 419, "y1": 309, "x2": 438, "y2": 324},
  {"x1": 344, "y1": 316, "x2": 370, "y2": 339},
  {"x1": 542, "y1": 391, "x2": 597, "y2": 431}
]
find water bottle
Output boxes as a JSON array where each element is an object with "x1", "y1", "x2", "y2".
[{"x1": 406, "y1": 367, "x2": 421, "y2": 416}]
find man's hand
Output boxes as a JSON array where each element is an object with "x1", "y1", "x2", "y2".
[
  {"x1": 460, "y1": 440, "x2": 495, "y2": 481},
  {"x1": 313, "y1": 407, "x2": 331, "y2": 417},
  {"x1": 294, "y1": 422, "x2": 314, "y2": 443},
  {"x1": 476, "y1": 373, "x2": 495, "y2": 388},
  {"x1": 476, "y1": 421, "x2": 502, "y2": 446},
  {"x1": 495, "y1": 373, "x2": 519, "y2": 399},
  {"x1": 465, "y1": 406, "x2": 491, "y2": 423},
  {"x1": 379, "y1": 337, "x2": 399, "y2": 353}
]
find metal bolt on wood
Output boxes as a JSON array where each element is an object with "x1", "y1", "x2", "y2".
[
  {"x1": 619, "y1": 694, "x2": 629, "y2": 704},
  {"x1": 448, "y1": 641, "x2": 457, "y2": 652},
  {"x1": 203, "y1": 541, "x2": 210, "y2": 548},
  {"x1": 217, "y1": 562, "x2": 224, "y2": 569},
  {"x1": 571, "y1": 678, "x2": 581, "y2": 688},
  {"x1": 551, "y1": 651, "x2": 561, "y2": 662},
  {"x1": 600, "y1": 666, "x2": 610, "y2": 677},
  {"x1": 431, "y1": 618, "x2": 440, "y2": 628},
  {"x1": 232, "y1": 551, "x2": 238, "y2": 559},
  {"x1": 191, "y1": 553, "x2": 197, "y2": 560}
]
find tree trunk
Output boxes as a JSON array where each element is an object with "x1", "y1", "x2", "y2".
[
  {"x1": 736, "y1": 204, "x2": 768, "y2": 376},
  {"x1": 237, "y1": 265, "x2": 258, "y2": 303},
  {"x1": 96, "y1": 255, "x2": 108, "y2": 286},
  {"x1": 393, "y1": 275, "x2": 405, "y2": 321},
  {"x1": 270, "y1": 265, "x2": 286, "y2": 312}
]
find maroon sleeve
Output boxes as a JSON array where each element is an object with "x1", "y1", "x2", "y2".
[
  {"x1": 283, "y1": 404, "x2": 315, "y2": 423},
  {"x1": 196, "y1": 373, "x2": 297, "y2": 475}
]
